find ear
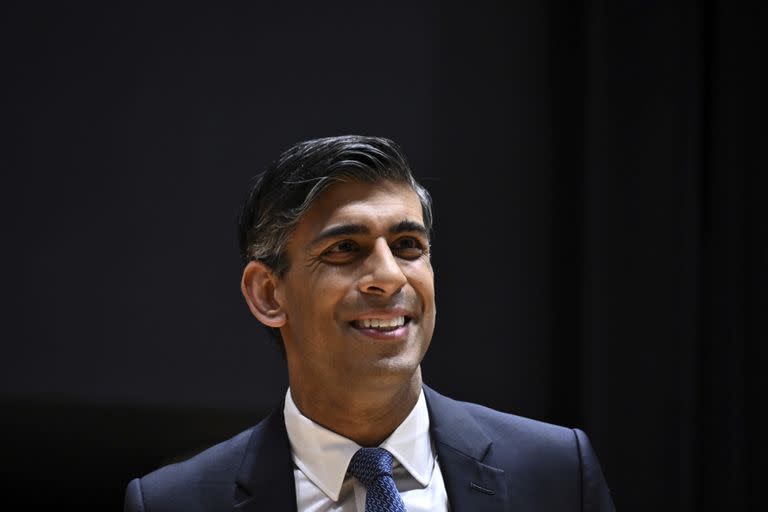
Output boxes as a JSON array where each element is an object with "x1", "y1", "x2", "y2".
[{"x1": 241, "y1": 260, "x2": 287, "y2": 328}]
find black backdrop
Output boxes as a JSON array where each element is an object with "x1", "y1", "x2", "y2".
[{"x1": 2, "y1": 1, "x2": 764, "y2": 510}]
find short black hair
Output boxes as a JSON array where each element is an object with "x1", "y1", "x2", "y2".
[{"x1": 238, "y1": 135, "x2": 432, "y2": 276}]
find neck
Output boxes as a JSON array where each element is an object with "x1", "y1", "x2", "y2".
[{"x1": 289, "y1": 368, "x2": 423, "y2": 447}]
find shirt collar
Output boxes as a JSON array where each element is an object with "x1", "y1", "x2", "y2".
[{"x1": 283, "y1": 387, "x2": 434, "y2": 502}]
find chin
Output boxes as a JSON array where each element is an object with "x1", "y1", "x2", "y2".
[{"x1": 364, "y1": 351, "x2": 423, "y2": 378}]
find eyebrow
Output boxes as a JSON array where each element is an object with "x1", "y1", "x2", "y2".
[
  {"x1": 310, "y1": 220, "x2": 429, "y2": 247},
  {"x1": 390, "y1": 220, "x2": 429, "y2": 238}
]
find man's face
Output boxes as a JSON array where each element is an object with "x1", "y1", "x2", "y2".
[{"x1": 275, "y1": 180, "x2": 435, "y2": 391}]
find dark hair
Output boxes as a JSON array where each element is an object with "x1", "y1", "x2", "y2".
[{"x1": 238, "y1": 135, "x2": 433, "y2": 276}]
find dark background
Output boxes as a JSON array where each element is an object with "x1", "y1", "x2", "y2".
[{"x1": 2, "y1": 1, "x2": 765, "y2": 510}]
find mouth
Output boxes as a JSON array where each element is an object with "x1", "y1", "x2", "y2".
[{"x1": 350, "y1": 316, "x2": 412, "y2": 332}]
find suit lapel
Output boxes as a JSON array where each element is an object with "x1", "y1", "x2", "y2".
[
  {"x1": 233, "y1": 404, "x2": 298, "y2": 512},
  {"x1": 424, "y1": 386, "x2": 510, "y2": 512}
]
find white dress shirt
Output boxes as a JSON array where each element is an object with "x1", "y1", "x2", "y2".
[{"x1": 283, "y1": 388, "x2": 449, "y2": 512}]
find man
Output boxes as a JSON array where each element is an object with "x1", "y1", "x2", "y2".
[{"x1": 124, "y1": 135, "x2": 616, "y2": 511}]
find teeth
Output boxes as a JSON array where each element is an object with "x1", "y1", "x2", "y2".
[{"x1": 356, "y1": 316, "x2": 406, "y2": 329}]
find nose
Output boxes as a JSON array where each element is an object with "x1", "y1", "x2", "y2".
[{"x1": 358, "y1": 238, "x2": 408, "y2": 296}]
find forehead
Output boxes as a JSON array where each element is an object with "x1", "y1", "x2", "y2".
[{"x1": 295, "y1": 180, "x2": 424, "y2": 236}]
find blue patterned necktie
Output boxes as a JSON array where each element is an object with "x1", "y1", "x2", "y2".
[{"x1": 348, "y1": 447, "x2": 407, "y2": 512}]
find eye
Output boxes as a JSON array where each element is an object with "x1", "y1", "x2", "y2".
[
  {"x1": 321, "y1": 240, "x2": 360, "y2": 262},
  {"x1": 392, "y1": 237, "x2": 426, "y2": 259}
]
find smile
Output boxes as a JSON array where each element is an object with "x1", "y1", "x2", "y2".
[{"x1": 351, "y1": 316, "x2": 409, "y2": 331}]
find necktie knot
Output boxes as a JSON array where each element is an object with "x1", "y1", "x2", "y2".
[{"x1": 348, "y1": 447, "x2": 395, "y2": 487}]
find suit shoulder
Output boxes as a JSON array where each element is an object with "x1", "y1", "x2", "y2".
[
  {"x1": 134, "y1": 426, "x2": 254, "y2": 509},
  {"x1": 425, "y1": 388, "x2": 579, "y2": 465},
  {"x1": 460, "y1": 398, "x2": 574, "y2": 442},
  {"x1": 434, "y1": 390, "x2": 573, "y2": 437},
  {"x1": 145, "y1": 426, "x2": 253, "y2": 483},
  {"x1": 440, "y1": 394, "x2": 584, "y2": 489}
]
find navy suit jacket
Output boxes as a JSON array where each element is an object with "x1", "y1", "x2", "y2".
[{"x1": 124, "y1": 386, "x2": 616, "y2": 511}]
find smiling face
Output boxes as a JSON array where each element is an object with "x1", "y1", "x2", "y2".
[{"x1": 274, "y1": 179, "x2": 436, "y2": 394}]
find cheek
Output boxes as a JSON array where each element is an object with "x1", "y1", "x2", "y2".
[
  {"x1": 314, "y1": 267, "x2": 359, "y2": 294},
  {"x1": 302, "y1": 274, "x2": 350, "y2": 318},
  {"x1": 411, "y1": 267, "x2": 435, "y2": 300}
]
